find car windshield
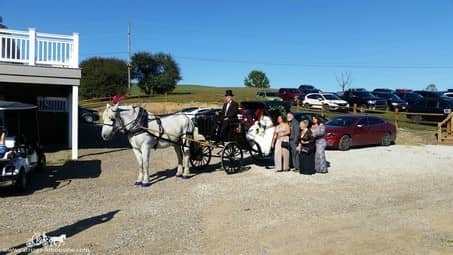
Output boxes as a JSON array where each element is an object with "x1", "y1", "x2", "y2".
[
  {"x1": 289, "y1": 89, "x2": 300, "y2": 93},
  {"x1": 323, "y1": 94, "x2": 341, "y2": 100},
  {"x1": 326, "y1": 116, "x2": 356, "y2": 126},
  {"x1": 266, "y1": 92, "x2": 278, "y2": 97},
  {"x1": 355, "y1": 91, "x2": 375, "y2": 97}
]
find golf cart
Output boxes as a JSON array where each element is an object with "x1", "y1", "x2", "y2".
[{"x1": 0, "y1": 100, "x2": 46, "y2": 191}]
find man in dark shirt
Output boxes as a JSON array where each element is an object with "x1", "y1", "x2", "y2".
[{"x1": 218, "y1": 90, "x2": 239, "y2": 141}]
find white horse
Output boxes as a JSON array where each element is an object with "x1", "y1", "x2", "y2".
[{"x1": 101, "y1": 104, "x2": 195, "y2": 186}]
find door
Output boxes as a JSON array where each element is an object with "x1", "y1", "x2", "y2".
[
  {"x1": 353, "y1": 117, "x2": 371, "y2": 145},
  {"x1": 306, "y1": 94, "x2": 322, "y2": 108},
  {"x1": 367, "y1": 117, "x2": 386, "y2": 144}
]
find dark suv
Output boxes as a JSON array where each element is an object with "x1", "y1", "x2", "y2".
[
  {"x1": 407, "y1": 97, "x2": 453, "y2": 122},
  {"x1": 298, "y1": 84, "x2": 321, "y2": 94},
  {"x1": 373, "y1": 88, "x2": 394, "y2": 93},
  {"x1": 278, "y1": 88, "x2": 304, "y2": 103},
  {"x1": 341, "y1": 89, "x2": 388, "y2": 112},
  {"x1": 372, "y1": 92, "x2": 408, "y2": 111},
  {"x1": 395, "y1": 90, "x2": 423, "y2": 106}
]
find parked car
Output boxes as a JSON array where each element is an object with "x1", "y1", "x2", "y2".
[
  {"x1": 407, "y1": 97, "x2": 453, "y2": 122},
  {"x1": 293, "y1": 112, "x2": 328, "y2": 127},
  {"x1": 340, "y1": 89, "x2": 388, "y2": 112},
  {"x1": 298, "y1": 84, "x2": 316, "y2": 91},
  {"x1": 256, "y1": 90, "x2": 282, "y2": 101},
  {"x1": 278, "y1": 88, "x2": 304, "y2": 104},
  {"x1": 413, "y1": 90, "x2": 445, "y2": 98},
  {"x1": 373, "y1": 88, "x2": 394, "y2": 93},
  {"x1": 298, "y1": 84, "x2": 321, "y2": 95},
  {"x1": 79, "y1": 107, "x2": 100, "y2": 124},
  {"x1": 372, "y1": 92, "x2": 408, "y2": 111},
  {"x1": 324, "y1": 115, "x2": 396, "y2": 150},
  {"x1": 442, "y1": 92, "x2": 453, "y2": 98},
  {"x1": 302, "y1": 93, "x2": 349, "y2": 111},
  {"x1": 395, "y1": 91, "x2": 423, "y2": 106}
]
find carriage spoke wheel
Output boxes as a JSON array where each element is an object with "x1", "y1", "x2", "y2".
[
  {"x1": 248, "y1": 140, "x2": 264, "y2": 162},
  {"x1": 221, "y1": 142, "x2": 243, "y2": 174},
  {"x1": 189, "y1": 142, "x2": 212, "y2": 170}
]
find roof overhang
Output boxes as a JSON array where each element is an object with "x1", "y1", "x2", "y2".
[
  {"x1": 0, "y1": 63, "x2": 81, "y2": 86},
  {"x1": 0, "y1": 100, "x2": 37, "y2": 110}
]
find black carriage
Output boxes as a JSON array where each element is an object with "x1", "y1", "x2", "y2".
[{"x1": 189, "y1": 100, "x2": 291, "y2": 174}]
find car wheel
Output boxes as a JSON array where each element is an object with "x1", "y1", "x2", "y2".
[
  {"x1": 410, "y1": 115, "x2": 422, "y2": 123},
  {"x1": 381, "y1": 132, "x2": 393, "y2": 146},
  {"x1": 338, "y1": 135, "x2": 352, "y2": 151},
  {"x1": 359, "y1": 104, "x2": 367, "y2": 113},
  {"x1": 84, "y1": 114, "x2": 94, "y2": 123},
  {"x1": 15, "y1": 168, "x2": 27, "y2": 192},
  {"x1": 37, "y1": 153, "x2": 46, "y2": 171}
]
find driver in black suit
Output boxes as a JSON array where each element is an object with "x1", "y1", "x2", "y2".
[{"x1": 218, "y1": 90, "x2": 239, "y2": 141}]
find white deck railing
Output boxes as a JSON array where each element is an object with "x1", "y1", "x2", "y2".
[{"x1": 0, "y1": 28, "x2": 79, "y2": 68}]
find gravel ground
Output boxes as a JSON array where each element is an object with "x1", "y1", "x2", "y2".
[{"x1": 1, "y1": 125, "x2": 453, "y2": 254}]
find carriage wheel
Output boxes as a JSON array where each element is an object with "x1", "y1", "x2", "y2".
[
  {"x1": 189, "y1": 142, "x2": 212, "y2": 170},
  {"x1": 248, "y1": 140, "x2": 265, "y2": 162},
  {"x1": 221, "y1": 142, "x2": 243, "y2": 174}
]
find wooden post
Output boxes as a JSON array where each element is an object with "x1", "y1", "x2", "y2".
[
  {"x1": 394, "y1": 108, "x2": 399, "y2": 129},
  {"x1": 437, "y1": 124, "x2": 442, "y2": 143},
  {"x1": 296, "y1": 99, "x2": 300, "y2": 112},
  {"x1": 353, "y1": 103, "x2": 357, "y2": 114},
  {"x1": 321, "y1": 104, "x2": 325, "y2": 117}
]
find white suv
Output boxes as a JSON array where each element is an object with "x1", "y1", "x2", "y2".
[{"x1": 303, "y1": 93, "x2": 349, "y2": 111}]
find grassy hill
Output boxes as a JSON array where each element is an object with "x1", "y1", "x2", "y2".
[{"x1": 130, "y1": 84, "x2": 263, "y2": 103}]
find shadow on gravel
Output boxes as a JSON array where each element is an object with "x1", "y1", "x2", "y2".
[
  {"x1": 0, "y1": 159, "x2": 102, "y2": 197},
  {"x1": 1, "y1": 210, "x2": 120, "y2": 255}
]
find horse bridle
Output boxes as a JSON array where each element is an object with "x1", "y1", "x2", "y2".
[{"x1": 103, "y1": 107, "x2": 164, "y2": 139}]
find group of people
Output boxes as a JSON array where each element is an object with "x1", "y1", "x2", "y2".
[
  {"x1": 218, "y1": 89, "x2": 328, "y2": 175},
  {"x1": 272, "y1": 112, "x2": 328, "y2": 175}
]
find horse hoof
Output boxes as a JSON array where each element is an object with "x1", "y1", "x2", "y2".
[
  {"x1": 141, "y1": 183, "x2": 151, "y2": 187},
  {"x1": 134, "y1": 181, "x2": 142, "y2": 186}
]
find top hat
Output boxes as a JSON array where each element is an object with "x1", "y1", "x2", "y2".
[{"x1": 225, "y1": 90, "x2": 234, "y2": 97}]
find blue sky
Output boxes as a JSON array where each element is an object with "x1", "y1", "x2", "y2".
[{"x1": 1, "y1": 0, "x2": 453, "y2": 91}]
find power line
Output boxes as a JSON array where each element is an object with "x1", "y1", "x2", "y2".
[{"x1": 174, "y1": 55, "x2": 453, "y2": 70}]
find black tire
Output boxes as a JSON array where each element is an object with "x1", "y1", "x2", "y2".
[
  {"x1": 410, "y1": 115, "x2": 423, "y2": 123},
  {"x1": 359, "y1": 104, "x2": 368, "y2": 113},
  {"x1": 221, "y1": 142, "x2": 243, "y2": 174},
  {"x1": 189, "y1": 142, "x2": 212, "y2": 170},
  {"x1": 338, "y1": 135, "x2": 352, "y2": 151},
  {"x1": 381, "y1": 132, "x2": 393, "y2": 146},
  {"x1": 36, "y1": 153, "x2": 46, "y2": 172},
  {"x1": 14, "y1": 168, "x2": 27, "y2": 192}
]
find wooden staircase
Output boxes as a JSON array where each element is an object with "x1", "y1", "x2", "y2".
[{"x1": 437, "y1": 113, "x2": 453, "y2": 145}]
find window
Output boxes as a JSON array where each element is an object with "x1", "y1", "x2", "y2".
[
  {"x1": 356, "y1": 118, "x2": 369, "y2": 126},
  {"x1": 307, "y1": 94, "x2": 320, "y2": 99},
  {"x1": 368, "y1": 117, "x2": 384, "y2": 125}
]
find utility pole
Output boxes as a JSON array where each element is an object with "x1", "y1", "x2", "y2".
[{"x1": 127, "y1": 22, "x2": 132, "y2": 95}]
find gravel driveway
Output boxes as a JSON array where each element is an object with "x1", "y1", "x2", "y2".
[{"x1": 1, "y1": 124, "x2": 453, "y2": 254}]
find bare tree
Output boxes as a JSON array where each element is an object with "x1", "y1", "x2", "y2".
[{"x1": 336, "y1": 72, "x2": 352, "y2": 92}]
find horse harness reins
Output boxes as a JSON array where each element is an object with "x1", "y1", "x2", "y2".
[{"x1": 105, "y1": 106, "x2": 202, "y2": 149}]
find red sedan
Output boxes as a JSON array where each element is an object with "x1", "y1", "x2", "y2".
[{"x1": 324, "y1": 115, "x2": 396, "y2": 150}]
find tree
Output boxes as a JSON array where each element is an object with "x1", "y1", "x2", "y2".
[
  {"x1": 80, "y1": 57, "x2": 128, "y2": 99},
  {"x1": 131, "y1": 51, "x2": 181, "y2": 95},
  {"x1": 336, "y1": 72, "x2": 352, "y2": 92},
  {"x1": 426, "y1": 83, "x2": 438, "y2": 92},
  {"x1": 244, "y1": 70, "x2": 270, "y2": 88}
]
